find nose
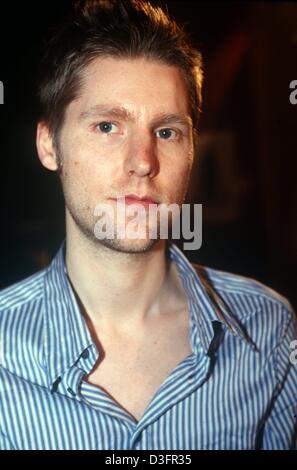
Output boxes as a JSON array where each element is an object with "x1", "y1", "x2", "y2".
[{"x1": 124, "y1": 134, "x2": 159, "y2": 178}]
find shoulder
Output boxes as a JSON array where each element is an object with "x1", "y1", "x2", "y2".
[
  {"x1": 0, "y1": 269, "x2": 47, "y2": 327},
  {"x1": 191, "y1": 263, "x2": 296, "y2": 344},
  {"x1": 0, "y1": 269, "x2": 49, "y2": 377},
  {"x1": 192, "y1": 263, "x2": 293, "y2": 315}
]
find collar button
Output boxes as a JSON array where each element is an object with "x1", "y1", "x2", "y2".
[
  {"x1": 81, "y1": 349, "x2": 90, "y2": 359},
  {"x1": 67, "y1": 387, "x2": 76, "y2": 397}
]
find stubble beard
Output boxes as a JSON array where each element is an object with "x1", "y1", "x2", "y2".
[
  {"x1": 65, "y1": 198, "x2": 171, "y2": 255},
  {"x1": 57, "y1": 150, "x2": 191, "y2": 255}
]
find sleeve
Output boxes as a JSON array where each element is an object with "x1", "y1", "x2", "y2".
[{"x1": 262, "y1": 306, "x2": 297, "y2": 449}]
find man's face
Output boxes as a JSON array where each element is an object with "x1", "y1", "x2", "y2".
[{"x1": 53, "y1": 56, "x2": 194, "y2": 253}]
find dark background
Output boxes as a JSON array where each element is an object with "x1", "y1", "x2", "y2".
[{"x1": 0, "y1": 1, "x2": 296, "y2": 310}]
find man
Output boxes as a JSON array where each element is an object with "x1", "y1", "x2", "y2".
[{"x1": 0, "y1": 0, "x2": 296, "y2": 450}]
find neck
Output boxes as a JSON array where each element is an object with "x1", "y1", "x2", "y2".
[{"x1": 65, "y1": 216, "x2": 174, "y2": 332}]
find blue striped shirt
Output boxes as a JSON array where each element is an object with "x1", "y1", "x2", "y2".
[{"x1": 0, "y1": 242, "x2": 296, "y2": 450}]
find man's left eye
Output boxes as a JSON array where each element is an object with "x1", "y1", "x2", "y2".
[{"x1": 156, "y1": 128, "x2": 178, "y2": 140}]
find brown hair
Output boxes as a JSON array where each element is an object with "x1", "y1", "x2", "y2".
[{"x1": 37, "y1": 0, "x2": 203, "y2": 149}]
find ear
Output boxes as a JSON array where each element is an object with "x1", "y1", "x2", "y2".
[{"x1": 36, "y1": 121, "x2": 59, "y2": 171}]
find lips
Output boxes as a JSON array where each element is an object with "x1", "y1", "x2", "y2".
[
  {"x1": 123, "y1": 194, "x2": 159, "y2": 204},
  {"x1": 110, "y1": 194, "x2": 159, "y2": 205}
]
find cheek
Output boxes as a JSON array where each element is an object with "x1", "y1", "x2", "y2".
[
  {"x1": 60, "y1": 129, "x2": 112, "y2": 174},
  {"x1": 161, "y1": 140, "x2": 193, "y2": 175},
  {"x1": 61, "y1": 144, "x2": 112, "y2": 186},
  {"x1": 163, "y1": 156, "x2": 192, "y2": 186}
]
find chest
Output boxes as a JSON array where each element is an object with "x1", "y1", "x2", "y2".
[{"x1": 83, "y1": 313, "x2": 192, "y2": 421}]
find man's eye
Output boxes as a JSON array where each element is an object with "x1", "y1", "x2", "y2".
[
  {"x1": 96, "y1": 122, "x2": 118, "y2": 133},
  {"x1": 156, "y1": 128, "x2": 178, "y2": 140}
]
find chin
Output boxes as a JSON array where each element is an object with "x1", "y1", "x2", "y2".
[{"x1": 95, "y1": 236, "x2": 160, "y2": 254}]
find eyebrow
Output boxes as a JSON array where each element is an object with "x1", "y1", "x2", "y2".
[{"x1": 78, "y1": 105, "x2": 193, "y2": 129}]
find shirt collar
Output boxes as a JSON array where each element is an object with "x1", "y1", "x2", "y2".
[
  {"x1": 168, "y1": 243, "x2": 254, "y2": 352},
  {"x1": 43, "y1": 242, "x2": 94, "y2": 389},
  {"x1": 43, "y1": 241, "x2": 250, "y2": 389}
]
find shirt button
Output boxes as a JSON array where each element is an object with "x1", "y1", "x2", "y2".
[
  {"x1": 67, "y1": 387, "x2": 76, "y2": 396},
  {"x1": 81, "y1": 349, "x2": 90, "y2": 359}
]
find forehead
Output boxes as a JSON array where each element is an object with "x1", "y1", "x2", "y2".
[{"x1": 67, "y1": 56, "x2": 191, "y2": 120}]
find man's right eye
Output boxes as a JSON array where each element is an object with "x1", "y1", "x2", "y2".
[{"x1": 96, "y1": 122, "x2": 118, "y2": 133}]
